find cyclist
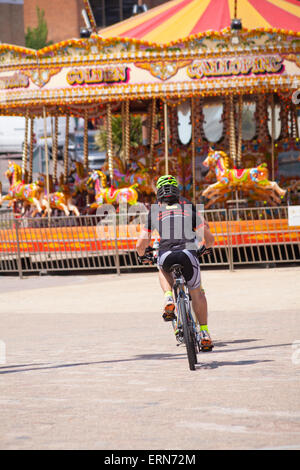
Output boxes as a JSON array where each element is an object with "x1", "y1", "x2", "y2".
[{"x1": 136, "y1": 175, "x2": 214, "y2": 350}]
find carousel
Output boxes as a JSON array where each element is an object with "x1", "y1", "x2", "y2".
[{"x1": 0, "y1": 0, "x2": 299, "y2": 263}]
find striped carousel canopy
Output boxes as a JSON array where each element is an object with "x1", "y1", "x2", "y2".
[{"x1": 98, "y1": 0, "x2": 300, "y2": 44}]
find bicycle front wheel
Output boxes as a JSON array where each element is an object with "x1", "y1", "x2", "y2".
[{"x1": 178, "y1": 296, "x2": 197, "y2": 371}]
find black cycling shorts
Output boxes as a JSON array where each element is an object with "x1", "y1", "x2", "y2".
[{"x1": 158, "y1": 250, "x2": 201, "y2": 290}]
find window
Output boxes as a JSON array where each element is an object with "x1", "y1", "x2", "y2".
[
  {"x1": 89, "y1": 0, "x2": 105, "y2": 27},
  {"x1": 267, "y1": 104, "x2": 281, "y2": 140},
  {"x1": 90, "y1": 0, "x2": 136, "y2": 28},
  {"x1": 123, "y1": 0, "x2": 137, "y2": 19},
  {"x1": 105, "y1": 0, "x2": 122, "y2": 26}
]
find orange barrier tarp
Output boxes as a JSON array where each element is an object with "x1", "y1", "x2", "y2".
[{"x1": 0, "y1": 220, "x2": 299, "y2": 253}]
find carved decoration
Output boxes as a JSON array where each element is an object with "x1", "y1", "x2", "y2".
[
  {"x1": 23, "y1": 68, "x2": 61, "y2": 88},
  {"x1": 134, "y1": 60, "x2": 192, "y2": 81}
]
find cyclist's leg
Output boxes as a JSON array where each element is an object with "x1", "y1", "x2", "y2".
[
  {"x1": 157, "y1": 252, "x2": 176, "y2": 321},
  {"x1": 189, "y1": 286, "x2": 208, "y2": 326},
  {"x1": 158, "y1": 268, "x2": 173, "y2": 296},
  {"x1": 183, "y1": 250, "x2": 214, "y2": 350},
  {"x1": 181, "y1": 249, "x2": 206, "y2": 322},
  {"x1": 189, "y1": 287, "x2": 213, "y2": 350},
  {"x1": 160, "y1": 250, "x2": 193, "y2": 322}
]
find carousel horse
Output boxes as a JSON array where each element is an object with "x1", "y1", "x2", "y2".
[
  {"x1": 101, "y1": 156, "x2": 125, "y2": 182},
  {"x1": 0, "y1": 161, "x2": 45, "y2": 215},
  {"x1": 86, "y1": 170, "x2": 139, "y2": 208},
  {"x1": 102, "y1": 156, "x2": 154, "y2": 195},
  {"x1": 69, "y1": 161, "x2": 90, "y2": 195},
  {"x1": 285, "y1": 179, "x2": 300, "y2": 204},
  {"x1": 114, "y1": 164, "x2": 154, "y2": 195},
  {"x1": 287, "y1": 179, "x2": 300, "y2": 194},
  {"x1": 202, "y1": 149, "x2": 287, "y2": 208},
  {"x1": 39, "y1": 173, "x2": 80, "y2": 217},
  {"x1": 41, "y1": 187, "x2": 80, "y2": 216}
]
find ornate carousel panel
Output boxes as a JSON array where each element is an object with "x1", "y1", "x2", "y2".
[{"x1": 0, "y1": 29, "x2": 299, "y2": 112}]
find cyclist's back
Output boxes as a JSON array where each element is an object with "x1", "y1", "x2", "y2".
[{"x1": 145, "y1": 200, "x2": 200, "y2": 254}]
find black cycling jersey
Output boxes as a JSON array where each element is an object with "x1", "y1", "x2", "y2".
[
  {"x1": 155, "y1": 196, "x2": 196, "y2": 210},
  {"x1": 144, "y1": 199, "x2": 204, "y2": 254},
  {"x1": 178, "y1": 196, "x2": 196, "y2": 210}
]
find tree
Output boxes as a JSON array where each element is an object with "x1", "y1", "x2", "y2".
[
  {"x1": 95, "y1": 115, "x2": 143, "y2": 158},
  {"x1": 25, "y1": 7, "x2": 53, "y2": 50}
]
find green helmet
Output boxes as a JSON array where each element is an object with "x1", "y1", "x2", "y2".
[
  {"x1": 156, "y1": 175, "x2": 180, "y2": 203},
  {"x1": 156, "y1": 175, "x2": 179, "y2": 189}
]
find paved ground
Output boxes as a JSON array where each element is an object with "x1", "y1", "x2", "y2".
[{"x1": 0, "y1": 266, "x2": 299, "y2": 450}]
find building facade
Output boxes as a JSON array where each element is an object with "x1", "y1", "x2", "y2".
[
  {"x1": 90, "y1": 0, "x2": 167, "y2": 28},
  {"x1": 0, "y1": 0, "x2": 25, "y2": 46},
  {"x1": 23, "y1": 0, "x2": 86, "y2": 44},
  {"x1": 23, "y1": 0, "x2": 169, "y2": 44}
]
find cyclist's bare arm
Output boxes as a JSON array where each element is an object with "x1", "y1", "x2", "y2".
[
  {"x1": 203, "y1": 221, "x2": 215, "y2": 248},
  {"x1": 136, "y1": 228, "x2": 151, "y2": 256},
  {"x1": 195, "y1": 218, "x2": 215, "y2": 248}
]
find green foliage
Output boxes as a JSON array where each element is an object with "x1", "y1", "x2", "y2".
[
  {"x1": 25, "y1": 7, "x2": 53, "y2": 50},
  {"x1": 95, "y1": 115, "x2": 143, "y2": 155}
]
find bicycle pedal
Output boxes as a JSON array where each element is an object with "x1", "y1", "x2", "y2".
[{"x1": 162, "y1": 311, "x2": 176, "y2": 322}]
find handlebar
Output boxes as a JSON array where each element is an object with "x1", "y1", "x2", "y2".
[
  {"x1": 196, "y1": 245, "x2": 213, "y2": 258},
  {"x1": 137, "y1": 246, "x2": 157, "y2": 265},
  {"x1": 137, "y1": 245, "x2": 213, "y2": 265}
]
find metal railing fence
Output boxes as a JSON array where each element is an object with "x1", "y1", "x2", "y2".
[
  {"x1": 227, "y1": 206, "x2": 300, "y2": 267},
  {"x1": 0, "y1": 206, "x2": 299, "y2": 277}
]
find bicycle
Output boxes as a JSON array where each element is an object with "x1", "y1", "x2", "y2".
[
  {"x1": 169, "y1": 262, "x2": 200, "y2": 370},
  {"x1": 138, "y1": 245, "x2": 212, "y2": 371}
]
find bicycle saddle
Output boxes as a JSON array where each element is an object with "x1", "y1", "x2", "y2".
[{"x1": 169, "y1": 263, "x2": 184, "y2": 274}]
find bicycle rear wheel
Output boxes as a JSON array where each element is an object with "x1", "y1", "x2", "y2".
[{"x1": 178, "y1": 296, "x2": 197, "y2": 371}]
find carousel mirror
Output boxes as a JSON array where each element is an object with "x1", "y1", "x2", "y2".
[
  {"x1": 177, "y1": 101, "x2": 192, "y2": 145},
  {"x1": 267, "y1": 103, "x2": 281, "y2": 140},
  {"x1": 202, "y1": 100, "x2": 223, "y2": 143},
  {"x1": 241, "y1": 100, "x2": 256, "y2": 141}
]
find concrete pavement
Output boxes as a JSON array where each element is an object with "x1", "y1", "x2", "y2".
[{"x1": 0, "y1": 266, "x2": 299, "y2": 450}]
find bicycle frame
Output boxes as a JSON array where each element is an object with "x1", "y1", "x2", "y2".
[
  {"x1": 138, "y1": 248, "x2": 201, "y2": 370},
  {"x1": 170, "y1": 265, "x2": 200, "y2": 370}
]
